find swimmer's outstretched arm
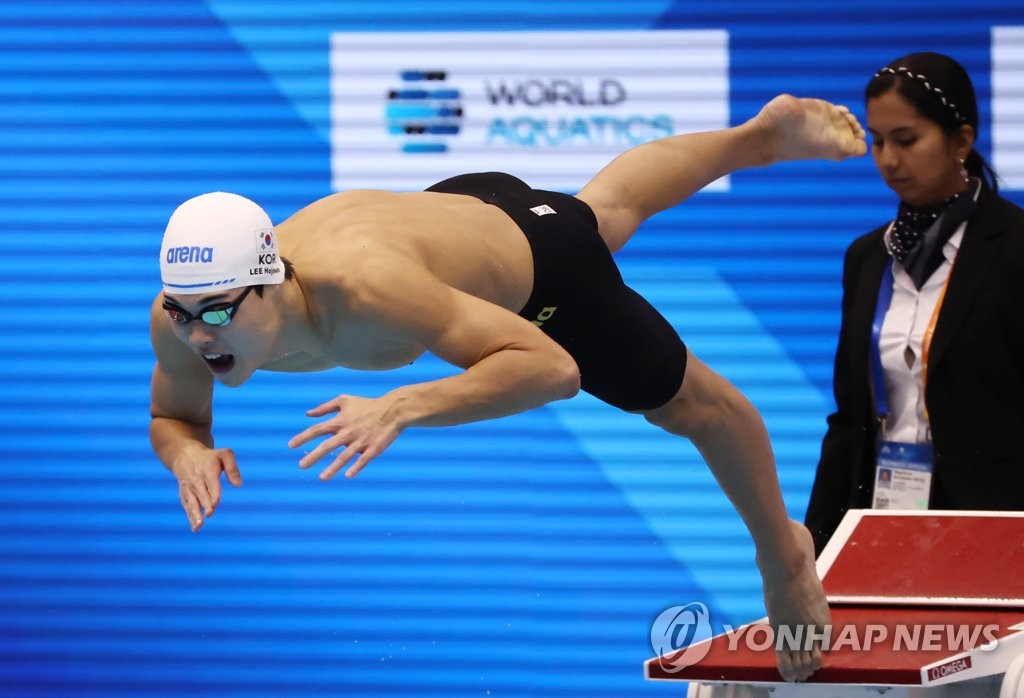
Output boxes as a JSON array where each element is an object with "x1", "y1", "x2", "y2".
[
  {"x1": 577, "y1": 95, "x2": 866, "y2": 252},
  {"x1": 289, "y1": 259, "x2": 581, "y2": 479},
  {"x1": 149, "y1": 298, "x2": 242, "y2": 532}
]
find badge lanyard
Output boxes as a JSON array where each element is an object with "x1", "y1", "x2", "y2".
[
  {"x1": 870, "y1": 260, "x2": 897, "y2": 423},
  {"x1": 870, "y1": 254, "x2": 956, "y2": 425}
]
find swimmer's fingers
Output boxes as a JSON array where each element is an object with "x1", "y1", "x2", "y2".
[
  {"x1": 289, "y1": 419, "x2": 336, "y2": 451},
  {"x1": 198, "y1": 448, "x2": 240, "y2": 516},
  {"x1": 320, "y1": 443, "x2": 383, "y2": 481},
  {"x1": 289, "y1": 398, "x2": 351, "y2": 450},
  {"x1": 173, "y1": 447, "x2": 240, "y2": 532},
  {"x1": 317, "y1": 445, "x2": 361, "y2": 481},
  {"x1": 178, "y1": 481, "x2": 206, "y2": 533},
  {"x1": 343, "y1": 449, "x2": 379, "y2": 479},
  {"x1": 297, "y1": 431, "x2": 348, "y2": 470},
  {"x1": 218, "y1": 448, "x2": 243, "y2": 487},
  {"x1": 305, "y1": 396, "x2": 345, "y2": 418},
  {"x1": 291, "y1": 394, "x2": 401, "y2": 479}
]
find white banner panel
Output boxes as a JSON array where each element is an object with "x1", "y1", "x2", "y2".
[
  {"x1": 993, "y1": 26, "x2": 1024, "y2": 191},
  {"x1": 330, "y1": 30, "x2": 729, "y2": 192}
]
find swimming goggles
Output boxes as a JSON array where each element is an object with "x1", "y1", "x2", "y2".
[{"x1": 162, "y1": 286, "x2": 253, "y2": 327}]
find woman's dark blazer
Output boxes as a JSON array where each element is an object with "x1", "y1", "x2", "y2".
[{"x1": 805, "y1": 186, "x2": 1024, "y2": 555}]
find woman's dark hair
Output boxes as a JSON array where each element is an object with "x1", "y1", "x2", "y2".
[
  {"x1": 253, "y1": 256, "x2": 295, "y2": 298},
  {"x1": 865, "y1": 52, "x2": 998, "y2": 192}
]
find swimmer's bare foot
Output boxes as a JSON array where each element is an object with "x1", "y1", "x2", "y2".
[
  {"x1": 752, "y1": 94, "x2": 867, "y2": 164},
  {"x1": 756, "y1": 520, "x2": 831, "y2": 682}
]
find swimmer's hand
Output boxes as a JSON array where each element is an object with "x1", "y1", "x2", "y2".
[
  {"x1": 289, "y1": 394, "x2": 404, "y2": 480},
  {"x1": 171, "y1": 445, "x2": 242, "y2": 532}
]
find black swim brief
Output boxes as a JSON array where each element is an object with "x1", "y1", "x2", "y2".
[{"x1": 425, "y1": 172, "x2": 687, "y2": 412}]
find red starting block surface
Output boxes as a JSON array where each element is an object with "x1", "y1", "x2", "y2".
[
  {"x1": 645, "y1": 511, "x2": 1024, "y2": 693},
  {"x1": 819, "y1": 512, "x2": 1024, "y2": 607}
]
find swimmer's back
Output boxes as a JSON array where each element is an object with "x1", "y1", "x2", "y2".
[{"x1": 275, "y1": 189, "x2": 535, "y2": 311}]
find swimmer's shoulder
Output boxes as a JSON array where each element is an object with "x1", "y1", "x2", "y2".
[
  {"x1": 277, "y1": 190, "x2": 420, "y2": 241},
  {"x1": 285, "y1": 189, "x2": 409, "y2": 220}
]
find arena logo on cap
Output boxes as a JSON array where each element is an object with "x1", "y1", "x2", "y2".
[{"x1": 166, "y1": 245, "x2": 214, "y2": 264}]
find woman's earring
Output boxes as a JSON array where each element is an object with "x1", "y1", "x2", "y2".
[{"x1": 959, "y1": 157, "x2": 969, "y2": 183}]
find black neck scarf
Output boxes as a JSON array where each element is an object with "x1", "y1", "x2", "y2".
[{"x1": 884, "y1": 179, "x2": 979, "y2": 289}]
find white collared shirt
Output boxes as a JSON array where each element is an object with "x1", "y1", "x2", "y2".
[{"x1": 878, "y1": 223, "x2": 967, "y2": 443}]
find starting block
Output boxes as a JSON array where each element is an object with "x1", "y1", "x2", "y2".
[{"x1": 645, "y1": 510, "x2": 1024, "y2": 697}]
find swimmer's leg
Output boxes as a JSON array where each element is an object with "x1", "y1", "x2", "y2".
[
  {"x1": 576, "y1": 95, "x2": 865, "y2": 253},
  {"x1": 639, "y1": 349, "x2": 830, "y2": 682}
]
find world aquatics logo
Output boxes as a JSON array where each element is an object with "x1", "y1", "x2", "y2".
[{"x1": 385, "y1": 70, "x2": 464, "y2": 154}]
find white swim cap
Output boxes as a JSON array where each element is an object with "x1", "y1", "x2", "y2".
[{"x1": 159, "y1": 192, "x2": 284, "y2": 295}]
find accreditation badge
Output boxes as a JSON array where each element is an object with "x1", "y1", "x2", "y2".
[{"x1": 872, "y1": 441, "x2": 933, "y2": 510}]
